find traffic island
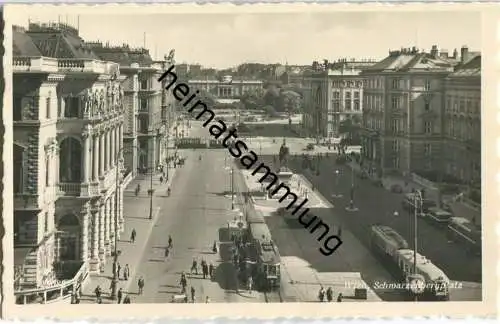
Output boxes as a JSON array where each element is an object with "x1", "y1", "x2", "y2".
[{"x1": 345, "y1": 200, "x2": 359, "y2": 212}]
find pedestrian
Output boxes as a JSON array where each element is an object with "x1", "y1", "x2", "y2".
[
  {"x1": 138, "y1": 276, "x2": 145, "y2": 295},
  {"x1": 190, "y1": 286, "x2": 196, "y2": 303},
  {"x1": 160, "y1": 175, "x2": 164, "y2": 184},
  {"x1": 209, "y1": 263, "x2": 214, "y2": 279},
  {"x1": 168, "y1": 235, "x2": 173, "y2": 249},
  {"x1": 117, "y1": 288, "x2": 123, "y2": 304},
  {"x1": 130, "y1": 229, "x2": 136, "y2": 243},
  {"x1": 164, "y1": 247, "x2": 170, "y2": 259},
  {"x1": 248, "y1": 276, "x2": 253, "y2": 293},
  {"x1": 326, "y1": 287, "x2": 333, "y2": 302},
  {"x1": 124, "y1": 264, "x2": 130, "y2": 280},
  {"x1": 205, "y1": 296, "x2": 211, "y2": 303},
  {"x1": 337, "y1": 293, "x2": 343, "y2": 302},
  {"x1": 167, "y1": 186, "x2": 171, "y2": 196},
  {"x1": 318, "y1": 286, "x2": 325, "y2": 302},
  {"x1": 191, "y1": 259, "x2": 198, "y2": 275},
  {"x1": 117, "y1": 263, "x2": 121, "y2": 280},
  {"x1": 202, "y1": 263, "x2": 208, "y2": 279},
  {"x1": 123, "y1": 295, "x2": 131, "y2": 304}
]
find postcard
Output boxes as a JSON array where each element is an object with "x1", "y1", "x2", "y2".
[{"x1": 1, "y1": 3, "x2": 498, "y2": 320}]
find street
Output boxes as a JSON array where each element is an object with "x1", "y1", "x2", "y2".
[
  {"x1": 281, "y1": 154, "x2": 482, "y2": 284},
  {"x1": 129, "y1": 147, "x2": 265, "y2": 303}
]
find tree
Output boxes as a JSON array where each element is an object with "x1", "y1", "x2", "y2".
[{"x1": 338, "y1": 115, "x2": 362, "y2": 146}]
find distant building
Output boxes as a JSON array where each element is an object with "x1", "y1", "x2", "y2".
[
  {"x1": 359, "y1": 45, "x2": 474, "y2": 179},
  {"x1": 302, "y1": 59, "x2": 377, "y2": 140},
  {"x1": 13, "y1": 22, "x2": 126, "y2": 297},
  {"x1": 89, "y1": 42, "x2": 176, "y2": 176},
  {"x1": 188, "y1": 76, "x2": 263, "y2": 99},
  {"x1": 443, "y1": 50, "x2": 481, "y2": 185}
]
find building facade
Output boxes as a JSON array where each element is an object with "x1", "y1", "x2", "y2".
[
  {"x1": 302, "y1": 59, "x2": 376, "y2": 140},
  {"x1": 443, "y1": 52, "x2": 481, "y2": 185},
  {"x1": 188, "y1": 76, "x2": 263, "y2": 99},
  {"x1": 13, "y1": 23, "x2": 126, "y2": 292},
  {"x1": 360, "y1": 46, "x2": 479, "y2": 179},
  {"x1": 90, "y1": 43, "x2": 176, "y2": 176}
]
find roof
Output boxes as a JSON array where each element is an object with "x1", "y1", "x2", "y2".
[
  {"x1": 91, "y1": 46, "x2": 153, "y2": 67},
  {"x1": 450, "y1": 55, "x2": 481, "y2": 77},
  {"x1": 249, "y1": 223, "x2": 281, "y2": 264},
  {"x1": 25, "y1": 24, "x2": 100, "y2": 59},
  {"x1": 372, "y1": 225, "x2": 409, "y2": 250},
  {"x1": 363, "y1": 49, "x2": 457, "y2": 74},
  {"x1": 397, "y1": 249, "x2": 450, "y2": 283},
  {"x1": 13, "y1": 26, "x2": 42, "y2": 56}
]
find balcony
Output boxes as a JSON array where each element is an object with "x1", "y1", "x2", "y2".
[
  {"x1": 58, "y1": 182, "x2": 100, "y2": 197},
  {"x1": 13, "y1": 56, "x2": 118, "y2": 75},
  {"x1": 13, "y1": 56, "x2": 58, "y2": 73}
]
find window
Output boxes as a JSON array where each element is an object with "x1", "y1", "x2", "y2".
[
  {"x1": 424, "y1": 101, "x2": 430, "y2": 111},
  {"x1": 333, "y1": 102, "x2": 340, "y2": 112},
  {"x1": 424, "y1": 80, "x2": 431, "y2": 91},
  {"x1": 392, "y1": 156, "x2": 400, "y2": 169},
  {"x1": 44, "y1": 212, "x2": 49, "y2": 234},
  {"x1": 64, "y1": 97, "x2": 80, "y2": 118},
  {"x1": 345, "y1": 92, "x2": 351, "y2": 99},
  {"x1": 59, "y1": 138, "x2": 82, "y2": 183},
  {"x1": 392, "y1": 139, "x2": 399, "y2": 152},
  {"x1": 354, "y1": 91, "x2": 360, "y2": 99},
  {"x1": 140, "y1": 79, "x2": 149, "y2": 90},
  {"x1": 391, "y1": 96, "x2": 400, "y2": 110},
  {"x1": 391, "y1": 119, "x2": 399, "y2": 133},
  {"x1": 45, "y1": 155, "x2": 50, "y2": 187},
  {"x1": 459, "y1": 100, "x2": 465, "y2": 113},
  {"x1": 13, "y1": 144, "x2": 26, "y2": 194},
  {"x1": 446, "y1": 98, "x2": 451, "y2": 112},
  {"x1": 13, "y1": 96, "x2": 22, "y2": 121},
  {"x1": 140, "y1": 98, "x2": 148, "y2": 111},
  {"x1": 46, "y1": 96, "x2": 51, "y2": 119},
  {"x1": 333, "y1": 92, "x2": 340, "y2": 99},
  {"x1": 354, "y1": 101, "x2": 360, "y2": 111},
  {"x1": 424, "y1": 143, "x2": 432, "y2": 156},
  {"x1": 392, "y1": 78, "x2": 400, "y2": 89},
  {"x1": 424, "y1": 121, "x2": 433, "y2": 134},
  {"x1": 345, "y1": 100, "x2": 351, "y2": 111}
]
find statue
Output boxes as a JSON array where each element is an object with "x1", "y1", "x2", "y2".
[
  {"x1": 98, "y1": 89, "x2": 105, "y2": 115},
  {"x1": 106, "y1": 81, "x2": 112, "y2": 111},
  {"x1": 165, "y1": 49, "x2": 175, "y2": 65},
  {"x1": 110, "y1": 85, "x2": 116, "y2": 110},
  {"x1": 83, "y1": 89, "x2": 91, "y2": 115},
  {"x1": 92, "y1": 90, "x2": 99, "y2": 115},
  {"x1": 119, "y1": 85, "x2": 124, "y2": 109}
]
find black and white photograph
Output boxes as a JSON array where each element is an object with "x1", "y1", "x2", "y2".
[{"x1": 2, "y1": 3, "x2": 497, "y2": 320}]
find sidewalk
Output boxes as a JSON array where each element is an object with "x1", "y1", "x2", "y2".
[{"x1": 80, "y1": 167, "x2": 177, "y2": 304}]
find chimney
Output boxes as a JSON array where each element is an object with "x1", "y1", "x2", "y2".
[
  {"x1": 460, "y1": 45, "x2": 469, "y2": 64},
  {"x1": 430, "y1": 45, "x2": 438, "y2": 58},
  {"x1": 453, "y1": 48, "x2": 458, "y2": 59},
  {"x1": 440, "y1": 49, "x2": 449, "y2": 59}
]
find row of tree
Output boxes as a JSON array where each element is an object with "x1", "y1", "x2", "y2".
[{"x1": 240, "y1": 83, "x2": 303, "y2": 117}]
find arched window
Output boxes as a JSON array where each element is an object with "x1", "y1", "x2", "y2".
[
  {"x1": 59, "y1": 137, "x2": 82, "y2": 182},
  {"x1": 138, "y1": 115, "x2": 148, "y2": 133},
  {"x1": 57, "y1": 214, "x2": 80, "y2": 261},
  {"x1": 13, "y1": 144, "x2": 26, "y2": 194}
]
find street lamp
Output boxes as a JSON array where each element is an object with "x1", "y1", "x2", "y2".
[
  {"x1": 332, "y1": 169, "x2": 343, "y2": 198},
  {"x1": 110, "y1": 145, "x2": 145, "y2": 300},
  {"x1": 409, "y1": 190, "x2": 423, "y2": 301},
  {"x1": 230, "y1": 166, "x2": 235, "y2": 210},
  {"x1": 345, "y1": 163, "x2": 358, "y2": 212}
]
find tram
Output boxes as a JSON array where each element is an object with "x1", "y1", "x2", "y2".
[
  {"x1": 370, "y1": 225, "x2": 450, "y2": 301},
  {"x1": 447, "y1": 217, "x2": 481, "y2": 256},
  {"x1": 246, "y1": 222, "x2": 281, "y2": 290}
]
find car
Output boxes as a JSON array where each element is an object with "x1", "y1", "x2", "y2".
[{"x1": 305, "y1": 143, "x2": 315, "y2": 151}]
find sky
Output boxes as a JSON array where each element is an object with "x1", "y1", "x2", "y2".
[{"x1": 7, "y1": 7, "x2": 481, "y2": 69}]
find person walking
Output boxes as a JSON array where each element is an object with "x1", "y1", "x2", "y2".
[
  {"x1": 123, "y1": 264, "x2": 130, "y2": 281},
  {"x1": 190, "y1": 286, "x2": 196, "y2": 303},
  {"x1": 160, "y1": 175, "x2": 164, "y2": 184},
  {"x1": 123, "y1": 295, "x2": 131, "y2": 304},
  {"x1": 117, "y1": 263, "x2": 121, "y2": 280},
  {"x1": 191, "y1": 259, "x2": 198, "y2": 275},
  {"x1": 209, "y1": 263, "x2": 214, "y2": 279},
  {"x1": 164, "y1": 246, "x2": 170, "y2": 259},
  {"x1": 130, "y1": 229, "x2": 137, "y2": 243},
  {"x1": 318, "y1": 286, "x2": 325, "y2": 302},
  {"x1": 94, "y1": 285, "x2": 102, "y2": 303},
  {"x1": 137, "y1": 276, "x2": 145, "y2": 295},
  {"x1": 117, "y1": 288, "x2": 123, "y2": 304},
  {"x1": 326, "y1": 287, "x2": 333, "y2": 302},
  {"x1": 168, "y1": 235, "x2": 173, "y2": 249}
]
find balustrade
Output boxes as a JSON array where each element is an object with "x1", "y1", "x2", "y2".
[{"x1": 58, "y1": 183, "x2": 81, "y2": 196}]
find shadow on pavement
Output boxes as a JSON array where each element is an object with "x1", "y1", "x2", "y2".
[{"x1": 213, "y1": 262, "x2": 238, "y2": 291}]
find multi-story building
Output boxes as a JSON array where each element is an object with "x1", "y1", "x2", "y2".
[
  {"x1": 13, "y1": 22, "x2": 126, "y2": 297},
  {"x1": 443, "y1": 50, "x2": 481, "y2": 185},
  {"x1": 89, "y1": 43, "x2": 175, "y2": 176},
  {"x1": 188, "y1": 76, "x2": 263, "y2": 99},
  {"x1": 360, "y1": 45, "x2": 467, "y2": 178},
  {"x1": 302, "y1": 59, "x2": 376, "y2": 140}
]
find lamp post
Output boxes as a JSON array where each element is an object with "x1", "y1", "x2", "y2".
[
  {"x1": 165, "y1": 130, "x2": 169, "y2": 181},
  {"x1": 332, "y1": 169, "x2": 343, "y2": 198},
  {"x1": 231, "y1": 166, "x2": 235, "y2": 210},
  {"x1": 407, "y1": 190, "x2": 424, "y2": 301},
  {"x1": 110, "y1": 145, "x2": 144, "y2": 300},
  {"x1": 345, "y1": 163, "x2": 358, "y2": 212}
]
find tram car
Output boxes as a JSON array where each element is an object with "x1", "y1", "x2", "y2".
[
  {"x1": 247, "y1": 222, "x2": 281, "y2": 290},
  {"x1": 370, "y1": 225, "x2": 450, "y2": 301},
  {"x1": 447, "y1": 217, "x2": 481, "y2": 256},
  {"x1": 226, "y1": 217, "x2": 248, "y2": 243}
]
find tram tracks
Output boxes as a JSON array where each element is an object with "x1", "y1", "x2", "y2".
[{"x1": 264, "y1": 289, "x2": 283, "y2": 303}]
